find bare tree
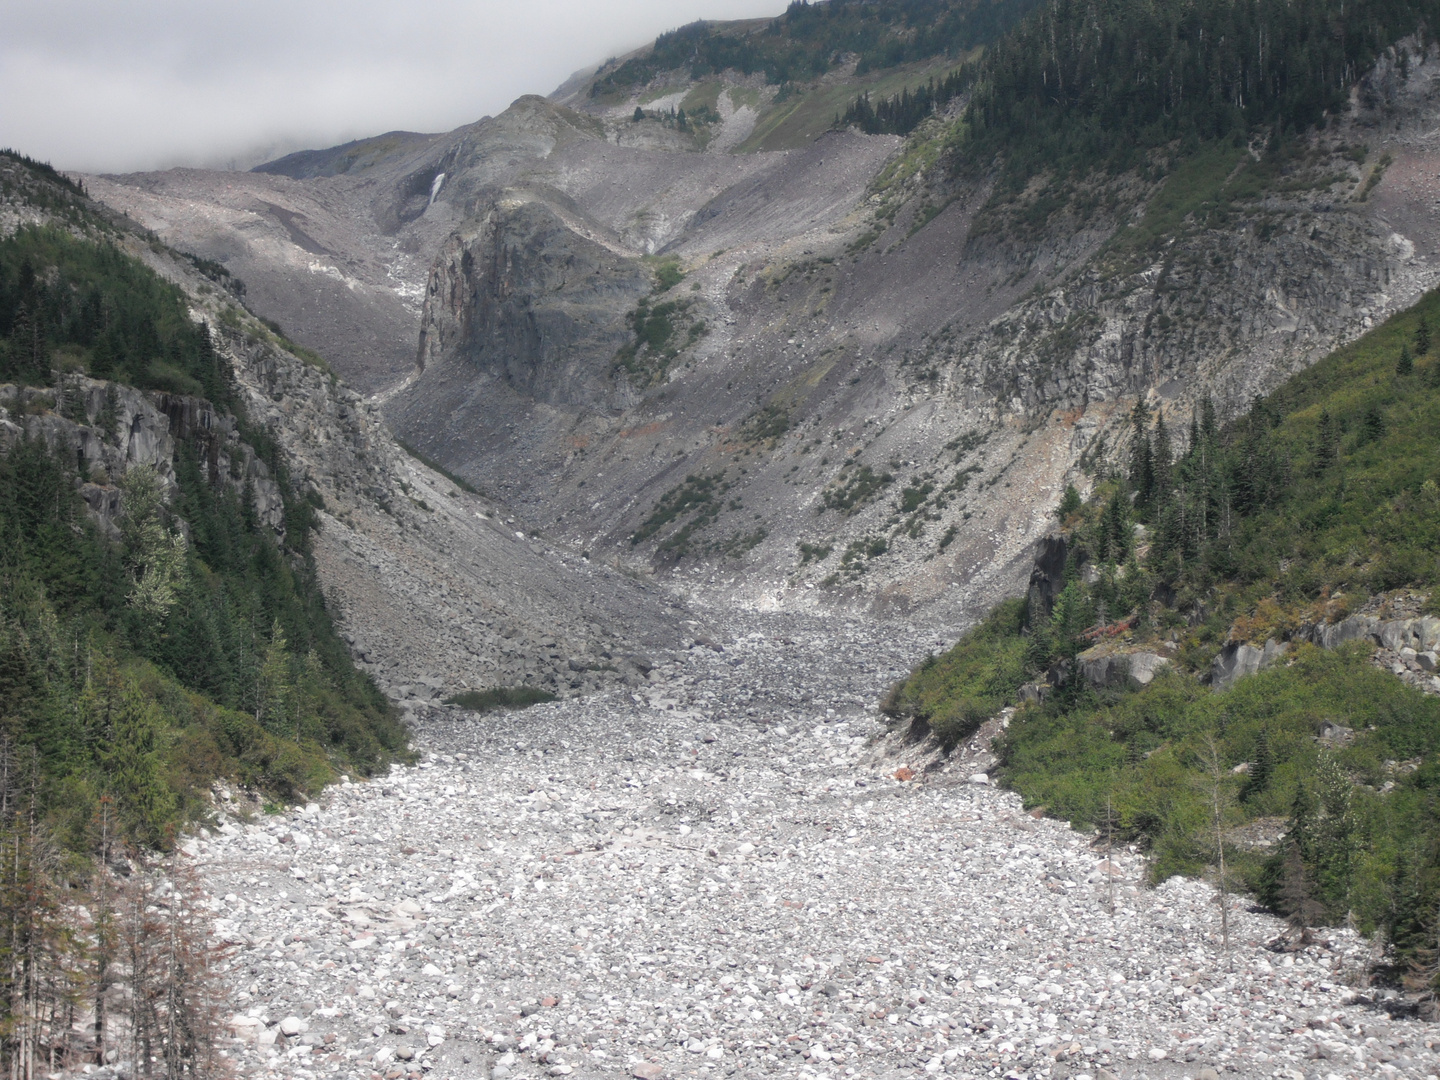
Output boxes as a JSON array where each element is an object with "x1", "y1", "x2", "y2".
[
  {"x1": 0, "y1": 737, "x2": 84, "y2": 1080},
  {"x1": 116, "y1": 849, "x2": 226, "y2": 1080},
  {"x1": 1095, "y1": 786, "x2": 1121, "y2": 915}
]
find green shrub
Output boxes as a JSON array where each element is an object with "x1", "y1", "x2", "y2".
[{"x1": 445, "y1": 686, "x2": 557, "y2": 713}]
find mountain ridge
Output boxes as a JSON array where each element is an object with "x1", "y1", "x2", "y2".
[{"x1": 79, "y1": 0, "x2": 1440, "y2": 633}]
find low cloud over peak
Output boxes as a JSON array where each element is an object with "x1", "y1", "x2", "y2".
[{"x1": 0, "y1": 0, "x2": 780, "y2": 173}]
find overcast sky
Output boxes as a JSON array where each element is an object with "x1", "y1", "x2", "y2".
[{"x1": 0, "y1": 0, "x2": 782, "y2": 174}]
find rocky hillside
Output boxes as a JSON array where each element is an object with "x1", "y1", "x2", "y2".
[
  {"x1": 1, "y1": 152, "x2": 679, "y2": 723},
  {"x1": 83, "y1": 4, "x2": 1440, "y2": 631}
]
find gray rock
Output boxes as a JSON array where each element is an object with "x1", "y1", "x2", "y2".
[
  {"x1": 278, "y1": 1015, "x2": 306, "y2": 1036},
  {"x1": 1211, "y1": 638, "x2": 1286, "y2": 689},
  {"x1": 1077, "y1": 649, "x2": 1170, "y2": 689}
]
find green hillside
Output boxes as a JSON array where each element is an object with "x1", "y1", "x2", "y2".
[
  {"x1": 0, "y1": 151, "x2": 407, "y2": 854},
  {"x1": 887, "y1": 288, "x2": 1440, "y2": 977},
  {"x1": 972, "y1": 0, "x2": 1433, "y2": 163},
  {"x1": 590, "y1": 0, "x2": 1040, "y2": 99}
]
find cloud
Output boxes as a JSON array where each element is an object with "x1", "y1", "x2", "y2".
[{"x1": 0, "y1": 0, "x2": 782, "y2": 173}]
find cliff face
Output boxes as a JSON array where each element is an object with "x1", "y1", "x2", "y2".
[
  {"x1": 415, "y1": 190, "x2": 651, "y2": 407},
  {"x1": 0, "y1": 378, "x2": 283, "y2": 539}
]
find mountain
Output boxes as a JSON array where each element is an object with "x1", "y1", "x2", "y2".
[
  {"x1": 10, "y1": 0, "x2": 1440, "y2": 1060},
  {"x1": 84, "y1": 0, "x2": 1440, "y2": 634},
  {"x1": 0, "y1": 150, "x2": 676, "y2": 853}
]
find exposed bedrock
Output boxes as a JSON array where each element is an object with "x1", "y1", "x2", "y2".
[{"x1": 414, "y1": 189, "x2": 650, "y2": 408}]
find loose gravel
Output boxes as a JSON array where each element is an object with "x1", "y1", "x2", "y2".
[{"x1": 193, "y1": 614, "x2": 1440, "y2": 1080}]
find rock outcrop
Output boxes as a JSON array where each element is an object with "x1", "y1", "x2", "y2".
[
  {"x1": 1078, "y1": 648, "x2": 1173, "y2": 689},
  {"x1": 414, "y1": 189, "x2": 651, "y2": 407},
  {"x1": 1295, "y1": 613, "x2": 1440, "y2": 654},
  {"x1": 0, "y1": 378, "x2": 283, "y2": 538},
  {"x1": 1210, "y1": 639, "x2": 1290, "y2": 690}
]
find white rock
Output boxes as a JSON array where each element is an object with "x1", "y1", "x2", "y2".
[{"x1": 278, "y1": 1016, "x2": 306, "y2": 1036}]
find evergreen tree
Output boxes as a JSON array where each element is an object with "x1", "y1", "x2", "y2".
[
  {"x1": 1200, "y1": 396, "x2": 1219, "y2": 443},
  {"x1": 1398, "y1": 344, "x2": 1414, "y2": 376},
  {"x1": 1098, "y1": 489, "x2": 1130, "y2": 563},
  {"x1": 1417, "y1": 317, "x2": 1431, "y2": 356},
  {"x1": 1151, "y1": 414, "x2": 1172, "y2": 508},
  {"x1": 1313, "y1": 409, "x2": 1338, "y2": 473},
  {"x1": 1276, "y1": 838, "x2": 1325, "y2": 941},
  {"x1": 255, "y1": 619, "x2": 294, "y2": 734},
  {"x1": 1245, "y1": 727, "x2": 1274, "y2": 801},
  {"x1": 1361, "y1": 405, "x2": 1386, "y2": 444},
  {"x1": 1129, "y1": 399, "x2": 1153, "y2": 507},
  {"x1": 1404, "y1": 898, "x2": 1440, "y2": 1018},
  {"x1": 1054, "y1": 483, "x2": 1082, "y2": 520}
]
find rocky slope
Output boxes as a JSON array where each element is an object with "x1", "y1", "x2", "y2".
[
  {"x1": 188, "y1": 612, "x2": 1440, "y2": 1080},
  {"x1": 0, "y1": 160, "x2": 683, "y2": 708},
  {"x1": 212, "y1": 315, "x2": 687, "y2": 709},
  {"x1": 83, "y1": 37, "x2": 1440, "y2": 628}
]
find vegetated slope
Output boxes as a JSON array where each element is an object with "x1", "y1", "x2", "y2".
[
  {"x1": 885, "y1": 286, "x2": 1440, "y2": 980},
  {"x1": 0, "y1": 151, "x2": 406, "y2": 852},
  {"x1": 589, "y1": 0, "x2": 1039, "y2": 96}
]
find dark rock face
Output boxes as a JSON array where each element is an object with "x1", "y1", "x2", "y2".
[
  {"x1": 416, "y1": 190, "x2": 650, "y2": 408},
  {"x1": 1025, "y1": 532, "x2": 1068, "y2": 622}
]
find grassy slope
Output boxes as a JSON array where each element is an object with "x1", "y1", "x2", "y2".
[
  {"x1": 740, "y1": 58, "x2": 963, "y2": 152},
  {"x1": 887, "y1": 287, "x2": 1440, "y2": 965}
]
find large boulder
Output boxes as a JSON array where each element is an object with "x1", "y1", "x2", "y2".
[
  {"x1": 1075, "y1": 648, "x2": 1171, "y2": 689},
  {"x1": 1210, "y1": 638, "x2": 1287, "y2": 689}
]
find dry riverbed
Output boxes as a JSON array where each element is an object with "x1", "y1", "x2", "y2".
[{"x1": 177, "y1": 615, "x2": 1440, "y2": 1080}]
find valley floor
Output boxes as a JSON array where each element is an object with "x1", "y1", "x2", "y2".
[{"x1": 189, "y1": 614, "x2": 1437, "y2": 1080}]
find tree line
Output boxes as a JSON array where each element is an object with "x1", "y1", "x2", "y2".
[
  {"x1": 959, "y1": 0, "x2": 1440, "y2": 192},
  {"x1": 837, "y1": 70, "x2": 968, "y2": 135},
  {"x1": 590, "y1": 0, "x2": 1040, "y2": 97}
]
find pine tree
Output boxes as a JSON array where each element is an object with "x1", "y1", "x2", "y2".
[
  {"x1": 1200, "y1": 396, "x2": 1219, "y2": 443},
  {"x1": 1276, "y1": 838, "x2": 1324, "y2": 942},
  {"x1": 1100, "y1": 490, "x2": 1130, "y2": 564},
  {"x1": 1151, "y1": 413, "x2": 1172, "y2": 508},
  {"x1": 1054, "y1": 484, "x2": 1082, "y2": 520},
  {"x1": 1313, "y1": 409, "x2": 1338, "y2": 473},
  {"x1": 1245, "y1": 727, "x2": 1274, "y2": 801},
  {"x1": 1404, "y1": 899, "x2": 1440, "y2": 1019},
  {"x1": 1129, "y1": 399, "x2": 1153, "y2": 507},
  {"x1": 1417, "y1": 316, "x2": 1431, "y2": 356},
  {"x1": 1398, "y1": 344, "x2": 1414, "y2": 376},
  {"x1": 255, "y1": 619, "x2": 293, "y2": 733}
]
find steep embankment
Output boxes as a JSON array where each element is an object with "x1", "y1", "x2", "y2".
[{"x1": 885, "y1": 282, "x2": 1440, "y2": 983}]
